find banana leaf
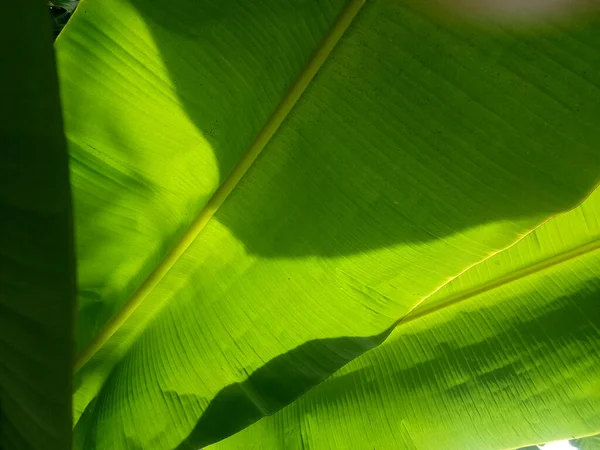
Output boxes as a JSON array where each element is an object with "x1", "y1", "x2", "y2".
[
  {"x1": 54, "y1": 0, "x2": 600, "y2": 448},
  {"x1": 0, "y1": 1, "x2": 75, "y2": 449},
  {"x1": 212, "y1": 183, "x2": 600, "y2": 449}
]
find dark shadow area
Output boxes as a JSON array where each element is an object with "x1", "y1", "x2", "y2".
[
  {"x1": 125, "y1": 0, "x2": 348, "y2": 181},
  {"x1": 49, "y1": 1, "x2": 78, "y2": 39},
  {"x1": 0, "y1": 402, "x2": 28, "y2": 450},
  {"x1": 2, "y1": 2, "x2": 74, "y2": 448},
  {"x1": 171, "y1": 330, "x2": 393, "y2": 449},
  {"x1": 73, "y1": 330, "x2": 393, "y2": 448},
  {"x1": 125, "y1": 0, "x2": 600, "y2": 257}
]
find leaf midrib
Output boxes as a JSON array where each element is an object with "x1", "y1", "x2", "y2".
[
  {"x1": 74, "y1": 0, "x2": 367, "y2": 372},
  {"x1": 397, "y1": 236, "x2": 600, "y2": 328}
]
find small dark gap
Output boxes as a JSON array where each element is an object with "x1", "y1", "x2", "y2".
[{"x1": 48, "y1": 1, "x2": 79, "y2": 39}]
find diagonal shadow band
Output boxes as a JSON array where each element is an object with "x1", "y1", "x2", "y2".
[
  {"x1": 74, "y1": 329, "x2": 394, "y2": 449},
  {"x1": 127, "y1": 0, "x2": 600, "y2": 258},
  {"x1": 174, "y1": 329, "x2": 393, "y2": 449},
  {"x1": 213, "y1": 278, "x2": 600, "y2": 449}
]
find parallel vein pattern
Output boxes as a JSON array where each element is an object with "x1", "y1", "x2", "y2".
[
  {"x1": 74, "y1": 0, "x2": 367, "y2": 373},
  {"x1": 401, "y1": 236, "x2": 600, "y2": 326},
  {"x1": 56, "y1": 0, "x2": 600, "y2": 448},
  {"x1": 213, "y1": 186, "x2": 600, "y2": 450}
]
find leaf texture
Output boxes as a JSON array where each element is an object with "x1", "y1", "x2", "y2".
[
  {"x1": 212, "y1": 186, "x2": 600, "y2": 450},
  {"x1": 55, "y1": 0, "x2": 600, "y2": 447}
]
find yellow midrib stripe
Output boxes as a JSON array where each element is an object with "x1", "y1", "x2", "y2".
[
  {"x1": 396, "y1": 237, "x2": 600, "y2": 328},
  {"x1": 74, "y1": 0, "x2": 367, "y2": 372}
]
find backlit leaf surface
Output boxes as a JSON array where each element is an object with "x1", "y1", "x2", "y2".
[{"x1": 55, "y1": 0, "x2": 600, "y2": 447}]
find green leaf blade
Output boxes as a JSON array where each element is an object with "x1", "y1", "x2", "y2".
[
  {"x1": 0, "y1": 1, "x2": 75, "y2": 449},
  {"x1": 56, "y1": 0, "x2": 600, "y2": 448},
  {"x1": 212, "y1": 187, "x2": 600, "y2": 450}
]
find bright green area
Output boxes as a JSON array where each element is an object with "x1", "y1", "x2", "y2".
[
  {"x1": 213, "y1": 184, "x2": 600, "y2": 450},
  {"x1": 0, "y1": 1, "x2": 75, "y2": 449},
  {"x1": 54, "y1": 0, "x2": 600, "y2": 448},
  {"x1": 57, "y1": 0, "x2": 349, "y2": 352}
]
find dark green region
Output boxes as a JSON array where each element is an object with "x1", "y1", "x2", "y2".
[{"x1": 49, "y1": 0, "x2": 78, "y2": 38}]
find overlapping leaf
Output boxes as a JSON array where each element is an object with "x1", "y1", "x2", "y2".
[{"x1": 0, "y1": 1, "x2": 74, "y2": 449}]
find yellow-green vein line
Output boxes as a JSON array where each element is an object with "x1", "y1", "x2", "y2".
[
  {"x1": 74, "y1": 0, "x2": 367, "y2": 372},
  {"x1": 395, "y1": 238, "x2": 600, "y2": 328}
]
